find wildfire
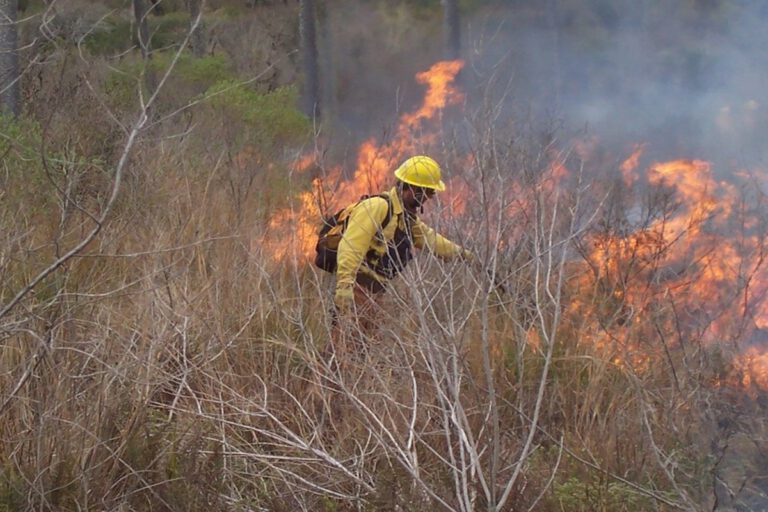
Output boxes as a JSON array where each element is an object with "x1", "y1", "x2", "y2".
[
  {"x1": 620, "y1": 143, "x2": 644, "y2": 187},
  {"x1": 294, "y1": 153, "x2": 317, "y2": 173},
  {"x1": 733, "y1": 346, "x2": 768, "y2": 394},
  {"x1": 263, "y1": 60, "x2": 465, "y2": 262},
  {"x1": 574, "y1": 149, "x2": 768, "y2": 394},
  {"x1": 259, "y1": 57, "x2": 768, "y2": 397},
  {"x1": 400, "y1": 60, "x2": 465, "y2": 132}
]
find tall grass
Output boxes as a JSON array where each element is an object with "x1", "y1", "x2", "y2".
[
  {"x1": 2, "y1": 10, "x2": 767, "y2": 512},
  {"x1": 4, "y1": 114, "x2": 760, "y2": 510}
]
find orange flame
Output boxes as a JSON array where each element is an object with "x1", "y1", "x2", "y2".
[
  {"x1": 733, "y1": 347, "x2": 768, "y2": 395},
  {"x1": 620, "y1": 143, "x2": 644, "y2": 187},
  {"x1": 294, "y1": 153, "x2": 317, "y2": 173},
  {"x1": 400, "y1": 60, "x2": 465, "y2": 132},
  {"x1": 264, "y1": 60, "x2": 466, "y2": 263},
  {"x1": 264, "y1": 66, "x2": 768, "y2": 397},
  {"x1": 574, "y1": 150, "x2": 768, "y2": 394}
]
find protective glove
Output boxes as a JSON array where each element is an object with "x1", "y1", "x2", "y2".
[{"x1": 334, "y1": 287, "x2": 355, "y2": 314}]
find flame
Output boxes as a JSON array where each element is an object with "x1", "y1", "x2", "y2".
[
  {"x1": 260, "y1": 60, "x2": 768, "y2": 397},
  {"x1": 573, "y1": 149, "x2": 768, "y2": 394},
  {"x1": 549, "y1": 157, "x2": 569, "y2": 182},
  {"x1": 733, "y1": 347, "x2": 768, "y2": 395},
  {"x1": 294, "y1": 153, "x2": 317, "y2": 173},
  {"x1": 264, "y1": 60, "x2": 466, "y2": 262},
  {"x1": 620, "y1": 143, "x2": 644, "y2": 187},
  {"x1": 400, "y1": 60, "x2": 465, "y2": 132},
  {"x1": 442, "y1": 153, "x2": 475, "y2": 217},
  {"x1": 265, "y1": 189, "x2": 319, "y2": 261},
  {"x1": 574, "y1": 135, "x2": 598, "y2": 162}
]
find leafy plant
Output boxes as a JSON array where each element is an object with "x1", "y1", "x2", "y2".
[
  {"x1": 553, "y1": 476, "x2": 655, "y2": 511},
  {"x1": 81, "y1": 17, "x2": 132, "y2": 55},
  {"x1": 205, "y1": 81, "x2": 310, "y2": 146}
]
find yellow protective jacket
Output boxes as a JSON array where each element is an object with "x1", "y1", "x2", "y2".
[{"x1": 336, "y1": 186, "x2": 467, "y2": 296}]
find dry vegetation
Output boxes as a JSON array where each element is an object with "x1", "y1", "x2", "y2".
[{"x1": 2, "y1": 1, "x2": 768, "y2": 511}]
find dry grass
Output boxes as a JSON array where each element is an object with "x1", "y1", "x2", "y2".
[
  {"x1": 4, "y1": 127, "x2": 760, "y2": 510},
  {"x1": 2, "y1": 5, "x2": 768, "y2": 511}
]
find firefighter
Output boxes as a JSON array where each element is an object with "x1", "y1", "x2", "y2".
[{"x1": 332, "y1": 155, "x2": 472, "y2": 320}]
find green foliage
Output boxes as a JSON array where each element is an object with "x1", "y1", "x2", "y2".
[
  {"x1": 0, "y1": 114, "x2": 40, "y2": 155},
  {"x1": 82, "y1": 17, "x2": 132, "y2": 55},
  {"x1": 153, "y1": 53, "x2": 234, "y2": 86},
  {"x1": 205, "y1": 81, "x2": 311, "y2": 146},
  {"x1": 82, "y1": 10, "x2": 189, "y2": 57},
  {"x1": 321, "y1": 496, "x2": 339, "y2": 511},
  {"x1": 101, "y1": 59, "x2": 144, "y2": 110},
  {"x1": 149, "y1": 0, "x2": 186, "y2": 12},
  {"x1": 553, "y1": 476, "x2": 655, "y2": 511},
  {"x1": 0, "y1": 114, "x2": 110, "y2": 243},
  {"x1": 103, "y1": 52, "x2": 234, "y2": 112},
  {"x1": 149, "y1": 11, "x2": 192, "y2": 49},
  {"x1": 213, "y1": 3, "x2": 253, "y2": 19},
  {"x1": 20, "y1": 0, "x2": 58, "y2": 14},
  {"x1": 0, "y1": 115, "x2": 48, "y2": 191},
  {"x1": 458, "y1": 0, "x2": 499, "y2": 10},
  {"x1": 0, "y1": 464, "x2": 23, "y2": 511}
]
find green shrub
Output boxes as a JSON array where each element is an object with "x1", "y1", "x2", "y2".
[
  {"x1": 103, "y1": 52, "x2": 234, "y2": 111},
  {"x1": 204, "y1": 81, "x2": 310, "y2": 146},
  {"x1": 82, "y1": 17, "x2": 132, "y2": 55},
  {"x1": 102, "y1": 59, "x2": 144, "y2": 111},
  {"x1": 553, "y1": 476, "x2": 655, "y2": 511},
  {"x1": 149, "y1": 11, "x2": 192, "y2": 49},
  {"x1": 0, "y1": 114, "x2": 110, "y2": 240},
  {"x1": 83, "y1": 10, "x2": 190, "y2": 57},
  {"x1": 0, "y1": 115, "x2": 48, "y2": 191},
  {"x1": 152, "y1": 53, "x2": 234, "y2": 86},
  {"x1": 0, "y1": 464, "x2": 23, "y2": 511}
]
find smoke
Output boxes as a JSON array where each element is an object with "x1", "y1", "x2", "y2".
[
  {"x1": 463, "y1": 1, "x2": 768, "y2": 172},
  {"x1": 324, "y1": 1, "x2": 768, "y2": 174}
]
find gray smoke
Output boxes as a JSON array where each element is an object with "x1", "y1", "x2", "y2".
[
  {"x1": 325, "y1": 1, "x2": 768, "y2": 175},
  {"x1": 464, "y1": 1, "x2": 768, "y2": 172}
]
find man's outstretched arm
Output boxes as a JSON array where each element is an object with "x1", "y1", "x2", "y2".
[{"x1": 411, "y1": 219, "x2": 473, "y2": 261}]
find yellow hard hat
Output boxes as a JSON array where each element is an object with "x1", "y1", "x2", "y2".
[{"x1": 394, "y1": 155, "x2": 446, "y2": 192}]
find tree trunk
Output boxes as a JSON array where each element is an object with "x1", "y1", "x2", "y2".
[
  {"x1": 442, "y1": 0, "x2": 460, "y2": 60},
  {"x1": 187, "y1": 0, "x2": 206, "y2": 58},
  {"x1": 317, "y1": 1, "x2": 335, "y2": 123},
  {"x1": 133, "y1": 0, "x2": 150, "y2": 60},
  {"x1": 0, "y1": 0, "x2": 20, "y2": 118},
  {"x1": 133, "y1": 0, "x2": 157, "y2": 97},
  {"x1": 149, "y1": 0, "x2": 164, "y2": 15},
  {"x1": 299, "y1": 0, "x2": 319, "y2": 119}
]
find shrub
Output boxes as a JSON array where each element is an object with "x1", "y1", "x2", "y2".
[
  {"x1": 82, "y1": 16, "x2": 132, "y2": 55},
  {"x1": 553, "y1": 476, "x2": 655, "y2": 511},
  {"x1": 204, "y1": 81, "x2": 310, "y2": 146}
]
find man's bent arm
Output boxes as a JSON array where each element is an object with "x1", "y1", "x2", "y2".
[{"x1": 335, "y1": 197, "x2": 389, "y2": 295}]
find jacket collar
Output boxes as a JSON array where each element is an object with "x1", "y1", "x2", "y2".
[{"x1": 388, "y1": 186, "x2": 405, "y2": 216}]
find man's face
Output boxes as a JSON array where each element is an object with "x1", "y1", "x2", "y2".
[
  {"x1": 413, "y1": 186, "x2": 435, "y2": 206},
  {"x1": 403, "y1": 185, "x2": 435, "y2": 211}
]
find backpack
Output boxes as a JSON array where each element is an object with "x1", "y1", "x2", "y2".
[{"x1": 314, "y1": 194, "x2": 394, "y2": 273}]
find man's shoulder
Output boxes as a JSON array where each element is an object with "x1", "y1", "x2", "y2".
[
  {"x1": 357, "y1": 194, "x2": 391, "y2": 210},
  {"x1": 351, "y1": 194, "x2": 392, "y2": 225}
]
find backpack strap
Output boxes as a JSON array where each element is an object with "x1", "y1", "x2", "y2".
[{"x1": 376, "y1": 193, "x2": 394, "y2": 232}]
